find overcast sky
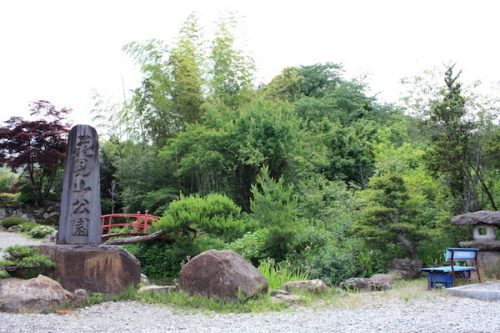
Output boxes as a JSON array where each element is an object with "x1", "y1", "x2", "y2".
[{"x1": 1, "y1": 0, "x2": 499, "y2": 126}]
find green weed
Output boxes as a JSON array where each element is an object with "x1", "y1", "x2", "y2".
[{"x1": 258, "y1": 258, "x2": 309, "y2": 290}]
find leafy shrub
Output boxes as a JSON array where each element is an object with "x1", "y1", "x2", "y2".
[
  {"x1": 0, "y1": 193, "x2": 20, "y2": 207},
  {"x1": 1, "y1": 216, "x2": 27, "y2": 228},
  {"x1": 155, "y1": 193, "x2": 244, "y2": 242},
  {"x1": 0, "y1": 245, "x2": 54, "y2": 279},
  {"x1": 19, "y1": 222, "x2": 38, "y2": 232},
  {"x1": 28, "y1": 225, "x2": 56, "y2": 238},
  {"x1": 247, "y1": 167, "x2": 303, "y2": 261},
  {"x1": 228, "y1": 229, "x2": 269, "y2": 265},
  {"x1": 126, "y1": 236, "x2": 225, "y2": 279}
]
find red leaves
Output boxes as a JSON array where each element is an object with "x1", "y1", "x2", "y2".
[{"x1": 0, "y1": 100, "x2": 71, "y2": 204}]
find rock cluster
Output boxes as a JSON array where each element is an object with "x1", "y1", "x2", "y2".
[{"x1": 339, "y1": 273, "x2": 395, "y2": 291}]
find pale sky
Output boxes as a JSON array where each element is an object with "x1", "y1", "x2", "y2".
[{"x1": 1, "y1": 0, "x2": 499, "y2": 126}]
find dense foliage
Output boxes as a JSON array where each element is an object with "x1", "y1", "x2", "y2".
[{"x1": 2, "y1": 14, "x2": 498, "y2": 285}]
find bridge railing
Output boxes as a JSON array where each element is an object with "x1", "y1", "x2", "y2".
[{"x1": 101, "y1": 211, "x2": 160, "y2": 238}]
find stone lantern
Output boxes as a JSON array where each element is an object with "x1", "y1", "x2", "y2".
[{"x1": 452, "y1": 210, "x2": 500, "y2": 279}]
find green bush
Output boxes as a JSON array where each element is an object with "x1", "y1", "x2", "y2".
[
  {"x1": 0, "y1": 193, "x2": 20, "y2": 207},
  {"x1": 0, "y1": 245, "x2": 55, "y2": 279},
  {"x1": 126, "y1": 235, "x2": 225, "y2": 279},
  {"x1": 19, "y1": 222, "x2": 38, "y2": 232},
  {"x1": 228, "y1": 229, "x2": 269, "y2": 265},
  {"x1": 28, "y1": 225, "x2": 56, "y2": 238},
  {"x1": 155, "y1": 193, "x2": 244, "y2": 243},
  {"x1": 1, "y1": 216, "x2": 27, "y2": 228}
]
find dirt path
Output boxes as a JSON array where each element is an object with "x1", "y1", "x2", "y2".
[{"x1": 0, "y1": 231, "x2": 42, "y2": 258}]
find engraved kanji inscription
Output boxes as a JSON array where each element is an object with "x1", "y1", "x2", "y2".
[
  {"x1": 72, "y1": 199, "x2": 90, "y2": 214},
  {"x1": 58, "y1": 125, "x2": 101, "y2": 245},
  {"x1": 75, "y1": 135, "x2": 94, "y2": 158},
  {"x1": 71, "y1": 218, "x2": 89, "y2": 236}
]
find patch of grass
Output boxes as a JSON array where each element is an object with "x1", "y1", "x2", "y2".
[
  {"x1": 258, "y1": 258, "x2": 309, "y2": 290},
  {"x1": 1, "y1": 216, "x2": 27, "y2": 228},
  {"x1": 138, "y1": 290, "x2": 290, "y2": 313},
  {"x1": 326, "y1": 278, "x2": 447, "y2": 309}
]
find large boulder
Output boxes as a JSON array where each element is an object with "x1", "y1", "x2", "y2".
[
  {"x1": 0, "y1": 275, "x2": 74, "y2": 313},
  {"x1": 179, "y1": 249, "x2": 268, "y2": 300},
  {"x1": 38, "y1": 244, "x2": 140, "y2": 294},
  {"x1": 284, "y1": 279, "x2": 329, "y2": 294},
  {"x1": 389, "y1": 258, "x2": 422, "y2": 279}
]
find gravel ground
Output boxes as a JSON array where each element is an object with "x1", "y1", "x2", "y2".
[
  {"x1": 0, "y1": 231, "x2": 42, "y2": 259},
  {"x1": 1, "y1": 296, "x2": 499, "y2": 333}
]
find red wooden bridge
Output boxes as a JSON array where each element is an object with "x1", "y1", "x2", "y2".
[{"x1": 101, "y1": 211, "x2": 160, "y2": 239}]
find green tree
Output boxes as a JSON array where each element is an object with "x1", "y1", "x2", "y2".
[
  {"x1": 123, "y1": 39, "x2": 176, "y2": 146},
  {"x1": 425, "y1": 66, "x2": 497, "y2": 212},
  {"x1": 209, "y1": 14, "x2": 254, "y2": 108},
  {"x1": 248, "y1": 166, "x2": 302, "y2": 261},
  {"x1": 355, "y1": 173, "x2": 434, "y2": 259},
  {"x1": 170, "y1": 13, "x2": 205, "y2": 125}
]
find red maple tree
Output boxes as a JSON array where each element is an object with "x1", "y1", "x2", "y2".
[{"x1": 0, "y1": 100, "x2": 71, "y2": 205}]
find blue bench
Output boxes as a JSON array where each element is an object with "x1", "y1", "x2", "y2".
[{"x1": 420, "y1": 248, "x2": 481, "y2": 289}]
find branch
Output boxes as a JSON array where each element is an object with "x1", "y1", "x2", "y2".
[{"x1": 103, "y1": 229, "x2": 171, "y2": 245}]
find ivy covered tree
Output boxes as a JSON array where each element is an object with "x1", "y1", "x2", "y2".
[{"x1": 0, "y1": 100, "x2": 71, "y2": 205}]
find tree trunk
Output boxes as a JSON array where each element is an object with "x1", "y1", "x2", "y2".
[
  {"x1": 396, "y1": 234, "x2": 417, "y2": 260},
  {"x1": 103, "y1": 229, "x2": 171, "y2": 245}
]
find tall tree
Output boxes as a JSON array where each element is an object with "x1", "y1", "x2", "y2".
[
  {"x1": 0, "y1": 100, "x2": 71, "y2": 205},
  {"x1": 425, "y1": 66, "x2": 497, "y2": 212},
  {"x1": 123, "y1": 39, "x2": 176, "y2": 146},
  {"x1": 209, "y1": 14, "x2": 254, "y2": 108},
  {"x1": 170, "y1": 13, "x2": 205, "y2": 125}
]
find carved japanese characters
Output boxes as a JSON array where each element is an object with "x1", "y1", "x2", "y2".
[{"x1": 57, "y1": 125, "x2": 101, "y2": 245}]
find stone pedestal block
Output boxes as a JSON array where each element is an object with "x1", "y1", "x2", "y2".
[
  {"x1": 478, "y1": 251, "x2": 500, "y2": 279},
  {"x1": 38, "y1": 244, "x2": 140, "y2": 294}
]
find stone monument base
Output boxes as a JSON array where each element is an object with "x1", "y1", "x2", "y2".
[
  {"x1": 460, "y1": 240, "x2": 500, "y2": 279},
  {"x1": 38, "y1": 244, "x2": 141, "y2": 294}
]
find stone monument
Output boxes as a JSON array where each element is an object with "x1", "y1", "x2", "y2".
[
  {"x1": 452, "y1": 210, "x2": 500, "y2": 279},
  {"x1": 57, "y1": 125, "x2": 101, "y2": 245},
  {"x1": 38, "y1": 124, "x2": 141, "y2": 294}
]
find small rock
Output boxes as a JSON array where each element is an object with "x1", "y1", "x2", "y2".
[
  {"x1": 140, "y1": 273, "x2": 150, "y2": 286},
  {"x1": 369, "y1": 274, "x2": 395, "y2": 290},
  {"x1": 270, "y1": 289, "x2": 290, "y2": 296},
  {"x1": 271, "y1": 294, "x2": 302, "y2": 304},
  {"x1": 69, "y1": 289, "x2": 87, "y2": 306},
  {"x1": 7, "y1": 225, "x2": 19, "y2": 233},
  {"x1": 284, "y1": 279, "x2": 329, "y2": 294},
  {"x1": 138, "y1": 285, "x2": 177, "y2": 294},
  {"x1": 339, "y1": 277, "x2": 372, "y2": 291}
]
